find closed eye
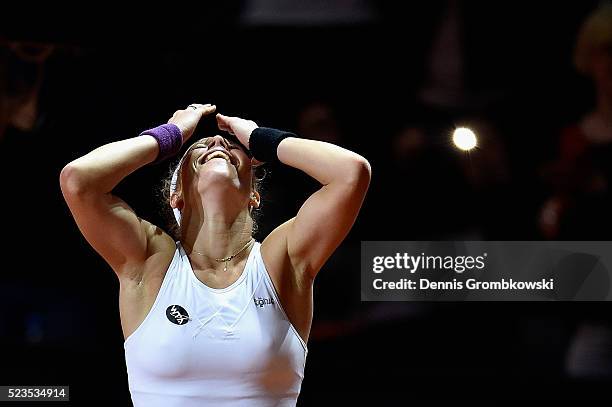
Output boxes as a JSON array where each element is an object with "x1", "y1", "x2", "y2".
[{"x1": 227, "y1": 142, "x2": 252, "y2": 157}]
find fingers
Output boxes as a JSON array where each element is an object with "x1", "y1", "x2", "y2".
[
  {"x1": 186, "y1": 103, "x2": 207, "y2": 110},
  {"x1": 216, "y1": 113, "x2": 233, "y2": 133},
  {"x1": 201, "y1": 104, "x2": 216, "y2": 116},
  {"x1": 185, "y1": 103, "x2": 216, "y2": 116}
]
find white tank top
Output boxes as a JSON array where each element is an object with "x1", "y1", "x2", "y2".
[{"x1": 124, "y1": 241, "x2": 308, "y2": 406}]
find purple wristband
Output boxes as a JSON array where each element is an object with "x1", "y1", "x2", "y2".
[{"x1": 139, "y1": 123, "x2": 183, "y2": 164}]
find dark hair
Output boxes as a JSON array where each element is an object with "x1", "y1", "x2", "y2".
[{"x1": 159, "y1": 154, "x2": 266, "y2": 241}]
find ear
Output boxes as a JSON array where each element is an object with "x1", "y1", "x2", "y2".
[
  {"x1": 249, "y1": 190, "x2": 261, "y2": 209},
  {"x1": 170, "y1": 192, "x2": 184, "y2": 211}
]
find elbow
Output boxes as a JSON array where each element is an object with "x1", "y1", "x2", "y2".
[
  {"x1": 345, "y1": 156, "x2": 372, "y2": 192},
  {"x1": 358, "y1": 156, "x2": 372, "y2": 181},
  {"x1": 59, "y1": 162, "x2": 89, "y2": 198}
]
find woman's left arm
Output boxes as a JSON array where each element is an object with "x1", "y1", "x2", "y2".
[
  {"x1": 217, "y1": 113, "x2": 371, "y2": 280},
  {"x1": 275, "y1": 137, "x2": 371, "y2": 279}
]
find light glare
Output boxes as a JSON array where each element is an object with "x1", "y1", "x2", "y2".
[{"x1": 452, "y1": 127, "x2": 477, "y2": 151}]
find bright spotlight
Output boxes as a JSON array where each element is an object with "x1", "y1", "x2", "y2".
[{"x1": 452, "y1": 127, "x2": 477, "y2": 151}]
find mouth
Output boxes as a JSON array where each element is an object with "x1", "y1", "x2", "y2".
[{"x1": 199, "y1": 147, "x2": 238, "y2": 168}]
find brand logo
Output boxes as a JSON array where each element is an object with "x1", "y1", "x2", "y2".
[
  {"x1": 166, "y1": 305, "x2": 190, "y2": 325},
  {"x1": 253, "y1": 297, "x2": 275, "y2": 308}
]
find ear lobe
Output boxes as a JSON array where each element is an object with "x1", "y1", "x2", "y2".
[
  {"x1": 170, "y1": 193, "x2": 184, "y2": 210},
  {"x1": 249, "y1": 191, "x2": 261, "y2": 209}
]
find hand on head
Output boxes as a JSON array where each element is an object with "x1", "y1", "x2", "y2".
[
  {"x1": 168, "y1": 104, "x2": 262, "y2": 164},
  {"x1": 168, "y1": 103, "x2": 217, "y2": 143},
  {"x1": 216, "y1": 113, "x2": 258, "y2": 151}
]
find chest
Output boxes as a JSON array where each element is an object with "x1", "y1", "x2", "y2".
[{"x1": 130, "y1": 285, "x2": 290, "y2": 379}]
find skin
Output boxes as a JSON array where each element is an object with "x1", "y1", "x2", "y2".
[{"x1": 59, "y1": 104, "x2": 371, "y2": 344}]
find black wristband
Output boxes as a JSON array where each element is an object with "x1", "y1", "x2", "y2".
[{"x1": 249, "y1": 127, "x2": 295, "y2": 163}]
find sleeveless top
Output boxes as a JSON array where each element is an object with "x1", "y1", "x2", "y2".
[{"x1": 124, "y1": 241, "x2": 308, "y2": 406}]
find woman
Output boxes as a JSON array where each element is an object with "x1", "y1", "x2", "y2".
[{"x1": 59, "y1": 103, "x2": 371, "y2": 406}]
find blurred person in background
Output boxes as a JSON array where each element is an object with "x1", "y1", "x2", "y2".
[
  {"x1": 538, "y1": 3, "x2": 612, "y2": 379},
  {"x1": 0, "y1": 39, "x2": 54, "y2": 141},
  {"x1": 539, "y1": 3, "x2": 612, "y2": 240},
  {"x1": 296, "y1": 100, "x2": 342, "y2": 145}
]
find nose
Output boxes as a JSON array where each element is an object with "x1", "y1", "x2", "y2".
[{"x1": 208, "y1": 135, "x2": 230, "y2": 150}]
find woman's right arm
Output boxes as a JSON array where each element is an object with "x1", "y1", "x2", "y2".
[
  {"x1": 60, "y1": 135, "x2": 168, "y2": 277},
  {"x1": 59, "y1": 103, "x2": 215, "y2": 277}
]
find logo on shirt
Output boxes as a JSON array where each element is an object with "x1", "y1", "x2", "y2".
[
  {"x1": 166, "y1": 305, "x2": 190, "y2": 325},
  {"x1": 254, "y1": 297, "x2": 275, "y2": 308}
]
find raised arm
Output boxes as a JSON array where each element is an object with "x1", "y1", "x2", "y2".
[
  {"x1": 216, "y1": 114, "x2": 371, "y2": 280},
  {"x1": 278, "y1": 137, "x2": 371, "y2": 277},
  {"x1": 59, "y1": 104, "x2": 215, "y2": 276}
]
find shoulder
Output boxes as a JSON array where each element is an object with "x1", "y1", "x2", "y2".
[
  {"x1": 117, "y1": 220, "x2": 177, "y2": 284},
  {"x1": 260, "y1": 219, "x2": 313, "y2": 290}
]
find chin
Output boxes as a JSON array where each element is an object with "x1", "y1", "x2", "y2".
[{"x1": 197, "y1": 165, "x2": 242, "y2": 192}]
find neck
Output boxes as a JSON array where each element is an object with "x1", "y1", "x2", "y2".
[{"x1": 180, "y1": 203, "x2": 254, "y2": 269}]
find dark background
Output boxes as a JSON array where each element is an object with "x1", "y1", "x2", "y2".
[{"x1": 1, "y1": 1, "x2": 611, "y2": 404}]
